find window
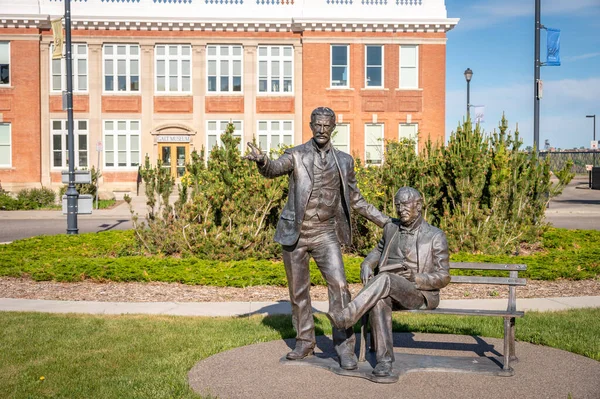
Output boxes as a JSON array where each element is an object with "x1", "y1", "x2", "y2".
[
  {"x1": 51, "y1": 43, "x2": 88, "y2": 92},
  {"x1": 207, "y1": 120, "x2": 243, "y2": 153},
  {"x1": 0, "y1": 42, "x2": 9, "y2": 85},
  {"x1": 399, "y1": 123, "x2": 418, "y2": 153},
  {"x1": 207, "y1": 45, "x2": 242, "y2": 93},
  {"x1": 103, "y1": 44, "x2": 140, "y2": 92},
  {"x1": 365, "y1": 123, "x2": 384, "y2": 165},
  {"x1": 51, "y1": 120, "x2": 89, "y2": 168},
  {"x1": 155, "y1": 44, "x2": 191, "y2": 93},
  {"x1": 332, "y1": 123, "x2": 350, "y2": 153},
  {"x1": 331, "y1": 45, "x2": 349, "y2": 88},
  {"x1": 399, "y1": 45, "x2": 418, "y2": 89},
  {"x1": 365, "y1": 45, "x2": 383, "y2": 88},
  {"x1": 0, "y1": 123, "x2": 10, "y2": 167},
  {"x1": 257, "y1": 120, "x2": 293, "y2": 155},
  {"x1": 103, "y1": 120, "x2": 141, "y2": 168},
  {"x1": 258, "y1": 46, "x2": 293, "y2": 93}
]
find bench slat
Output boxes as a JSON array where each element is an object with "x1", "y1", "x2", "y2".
[
  {"x1": 450, "y1": 275, "x2": 527, "y2": 286},
  {"x1": 406, "y1": 308, "x2": 525, "y2": 318},
  {"x1": 449, "y1": 262, "x2": 527, "y2": 271}
]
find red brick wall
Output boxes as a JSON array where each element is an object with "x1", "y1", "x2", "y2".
[
  {"x1": 0, "y1": 36, "x2": 41, "y2": 184},
  {"x1": 302, "y1": 34, "x2": 446, "y2": 158}
]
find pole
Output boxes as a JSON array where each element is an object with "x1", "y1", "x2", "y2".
[
  {"x1": 65, "y1": 0, "x2": 79, "y2": 234},
  {"x1": 594, "y1": 115, "x2": 597, "y2": 167},
  {"x1": 466, "y1": 79, "x2": 471, "y2": 120},
  {"x1": 534, "y1": 0, "x2": 541, "y2": 152}
]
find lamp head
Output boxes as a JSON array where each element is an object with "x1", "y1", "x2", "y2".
[{"x1": 464, "y1": 68, "x2": 473, "y2": 82}]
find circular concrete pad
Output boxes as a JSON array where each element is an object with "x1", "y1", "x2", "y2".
[{"x1": 188, "y1": 333, "x2": 600, "y2": 399}]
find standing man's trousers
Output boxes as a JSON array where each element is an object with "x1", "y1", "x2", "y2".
[{"x1": 282, "y1": 216, "x2": 355, "y2": 357}]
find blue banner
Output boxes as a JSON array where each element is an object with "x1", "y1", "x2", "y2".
[{"x1": 546, "y1": 28, "x2": 561, "y2": 66}]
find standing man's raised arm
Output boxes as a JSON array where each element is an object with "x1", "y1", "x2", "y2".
[{"x1": 244, "y1": 142, "x2": 293, "y2": 178}]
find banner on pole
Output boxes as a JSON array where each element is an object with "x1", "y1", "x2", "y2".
[
  {"x1": 546, "y1": 28, "x2": 561, "y2": 66},
  {"x1": 473, "y1": 105, "x2": 485, "y2": 123},
  {"x1": 51, "y1": 18, "x2": 64, "y2": 60}
]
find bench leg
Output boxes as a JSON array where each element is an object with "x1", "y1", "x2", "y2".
[
  {"x1": 503, "y1": 317, "x2": 512, "y2": 372},
  {"x1": 509, "y1": 316, "x2": 518, "y2": 362}
]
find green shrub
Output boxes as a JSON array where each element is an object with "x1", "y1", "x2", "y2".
[
  {"x1": 129, "y1": 116, "x2": 573, "y2": 259},
  {"x1": 0, "y1": 187, "x2": 56, "y2": 210}
]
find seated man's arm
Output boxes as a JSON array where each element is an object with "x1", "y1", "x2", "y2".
[
  {"x1": 361, "y1": 234, "x2": 385, "y2": 284},
  {"x1": 413, "y1": 231, "x2": 451, "y2": 291}
]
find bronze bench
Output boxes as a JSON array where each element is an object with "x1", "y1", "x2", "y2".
[{"x1": 359, "y1": 262, "x2": 527, "y2": 375}]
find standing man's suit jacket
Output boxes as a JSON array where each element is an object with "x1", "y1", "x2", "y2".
[
  {"x1": 259, "y1": 140, "x2": 390, "y2": 247},
  {"x1": 362, "y1": 219, "x2": 451, "y2": 309}
]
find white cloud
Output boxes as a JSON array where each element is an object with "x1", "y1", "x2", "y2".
[
  {"x1": 563, "y1": 52, "x2": 600, "y2": 62},
  {"x1": 446, "y1": 77, "x2": 600, "y2": 149}
]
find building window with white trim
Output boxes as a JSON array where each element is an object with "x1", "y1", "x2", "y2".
[
  {"x1": 365, "y1": 123, "x2": 384, "y2": 165},
  {"x1": 103, "y1": 120, "x2": 141, "y2": 168},
  {"x1": 257, "y1": 120, "x2": 293, "y2": 156},
  {"x1": 331, "y1": 45, "x2": 349, "y2": 88},
  {"x1": 0, "y1": 42, "x2": 10, "y2": 85},
  {"x1": 207, "y1": 45, "x2": 243, "y2": 93},
  {"x1": 0, "y1": 123, "x2": 11, "y2": 167},
  {"x1": 399, "y1": 45, "x2": 419, "y2": 89},
  {"x1": 155, "y1": 44, "x2": 191, "y2": 93},
  {"x1": 51, "y1": 120, "x2": 89, "y2": 168},
  {"x1": 51, "y1": 43, "x2": 88, "y2": 92},
  {"x1": 365, "y1": 45, "x2": 384, "y2": 88},
  {"x1": 332, "y1": 123, "x2": 350, "y2": 153},
  {"x1": 258, "y1": 46, "x2": 293, "y2": 93},
  {"x1": 207, "y1": 120, "x2": 243, "y2": 153},
  {"x1": 399, "y1": 123, "x2": 419, "y2": 153},
  {"x1": 103, "y1": 44, "x2": 140, "y2": 92}
]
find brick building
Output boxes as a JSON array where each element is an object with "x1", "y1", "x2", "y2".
[{"x1": 0, "y1": 0, "x2": 457, "y2": 194}]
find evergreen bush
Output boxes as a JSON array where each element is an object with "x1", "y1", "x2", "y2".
[{"x1": 129, "y1": 116, "x2": 573, "y2": 259}]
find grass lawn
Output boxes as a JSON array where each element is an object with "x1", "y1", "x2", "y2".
[
  {"x1": 0, "y1": 228, "x2": 599, "y2": 285},
  {"x1": 1, "y1": 309, "x2": 599, "y2": 399}
]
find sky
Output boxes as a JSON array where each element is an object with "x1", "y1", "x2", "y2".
[{"x1": 445, "y1": 0, "x2": 600, "y2": 150}]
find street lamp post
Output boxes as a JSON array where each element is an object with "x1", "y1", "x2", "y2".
[
  {"x1": 464, "y1": 68, "x2": 473, "y2": 120},
  {"x1": 587, "y1": 115, "x2": 596, "y2": 167}
]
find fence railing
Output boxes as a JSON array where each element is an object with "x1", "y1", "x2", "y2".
[{"x1": 539, "y1": 151, "x2": 600, "y2": 174}]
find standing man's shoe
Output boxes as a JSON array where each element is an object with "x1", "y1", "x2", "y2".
[
  {"x1": 339, "y1": 352, "x2": 358, "y2": 370},
  {"x1": 372, "y1": 361, "x2": 393, "y2": 377},
  {"x1": 286, "y1": 341, "x2": 315, "y2": 360}
]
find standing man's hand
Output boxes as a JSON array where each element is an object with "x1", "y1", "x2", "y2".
[
  {"x1": 360, "y1": 262, "x2": 373, "y2": 285},
  {"x1": 243, "y1": 142, "x2": 267, "y2": 165}
]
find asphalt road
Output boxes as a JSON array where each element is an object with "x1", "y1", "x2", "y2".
[{"x1": 0, "y1": 218, "x2": 133, "y2": 243}]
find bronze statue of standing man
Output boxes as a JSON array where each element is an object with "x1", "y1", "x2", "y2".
[{"x1": 245, "y1": 107, "x2": 390, "y2": 371}]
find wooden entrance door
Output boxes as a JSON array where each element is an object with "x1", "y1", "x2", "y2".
[{"x1": 158, "y1": 143, "x2": 188, "y2": 178}]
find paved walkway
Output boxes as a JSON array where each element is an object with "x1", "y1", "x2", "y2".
[{"x1": 1, "y1": 296, "x2": 599, "y2": 316}]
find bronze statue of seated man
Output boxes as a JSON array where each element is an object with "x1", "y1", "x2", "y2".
[{"x1": 328, "y1": 186, "x2": 451, "y2": 378}]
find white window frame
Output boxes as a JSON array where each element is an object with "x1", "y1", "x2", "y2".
[
  {"x1": 0, "y1": 123, "x2": 11, "y2": 167},
  {"x1": 206, "y1": 120, "x2": 243, "y2": 154},
  {"x1": 399, "y1": 123, "x2": 419, "y2": 153},
  {"x1": 103, "y1": 120, "x2": 141, "y2": 170},
  {"x1": 206, "y1": 45, "x2": 243, "y2": 94},
  {"x1": 399, "y1": 45, "x2": 419, "y2": 89},
  {"x1": 50, "y1": 119, "x2": 89, "y2": 169},
  {"x1": 365, "y1": 123, "x2": 384, "y2": 165},
  {"x1": 51, "y1": 43, "x2": 88, "y2": 93},
  {"x1": 0, "y1": 41, "x2": 10, "y2": 86},
  {"x1": 155, "y1": 44, "x2": 192, "y2": 94},
  {"x1": 365, "y1": 45, "x2": 384, "y2": 88},
  {"x1": 102, "y1": 44, "x2": 140, "y2": 93},
  {"x1": 257, "y1": 45, "x2": 294, "y2": 94},
  {"x1": 256, "y1": 120, "x2": 294, "y2": 156},
  {"x1": 332, "y1": 123, "x2": 350, "y2": 154},
  {"x1": 330, "y1": 44, "x2": 349, "y2": 89}
]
